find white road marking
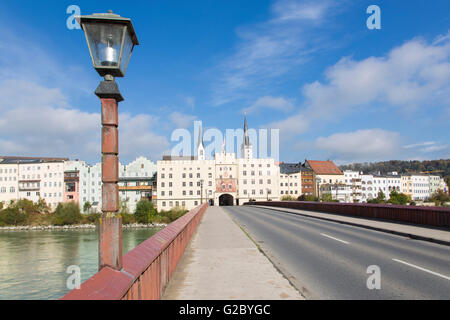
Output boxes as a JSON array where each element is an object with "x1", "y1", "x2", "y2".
[
  {"x1": 320, "y1": 233, "x2": 350, "y2": 244},
  {"x1": 392, "y1": 259, "x2": 450, "y2": 281}
]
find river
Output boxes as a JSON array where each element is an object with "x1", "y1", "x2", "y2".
[{"x1": 0, "y1": 227, "x2": 162, "y2": 300}]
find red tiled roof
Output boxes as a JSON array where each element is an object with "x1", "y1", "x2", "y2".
[{"x1": 306, "y1": 160, "x2": 343, "y2": 175}]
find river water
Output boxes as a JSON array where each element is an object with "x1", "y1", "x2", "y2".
[{"x1": 0, "y1": 227, "x2": 162, "y2": 300}]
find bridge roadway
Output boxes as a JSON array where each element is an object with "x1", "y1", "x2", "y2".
[{"x1": 224, "y1": 205, "x2": 450, "y2": 300}]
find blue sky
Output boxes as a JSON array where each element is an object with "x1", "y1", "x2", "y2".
[{"x1": 0, "y1": 0, "x2": 449, "y2": 165}]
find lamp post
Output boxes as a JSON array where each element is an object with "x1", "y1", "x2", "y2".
[
  {"x1": 76, "y1": 11, "x2": 139, "y2": 271},
  {"x1": 316, "y1": 177, "x2": 321, "y2": 201},
  {"x1": 200, "y1": 179, "x2": 204, "y2": 203}
]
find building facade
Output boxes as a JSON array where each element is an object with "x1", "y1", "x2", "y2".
[
  {"x1": 279, "y1": 163, "x2": 302, "y2": 199},
  {"x1": 156, "y1": 117, "x2": 280, "y2": 211}
]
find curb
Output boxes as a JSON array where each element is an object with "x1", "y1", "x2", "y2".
[{"x1": 253, "y1": 205, "x2": 450, "y2": 247}]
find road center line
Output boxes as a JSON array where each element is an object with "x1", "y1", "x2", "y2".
[
  {"x1": 320, "y1": 233, "x2": 350, "y2": 244},
  {"x1": 392, "y1": 258, "x2": 450, "y2": 281}
]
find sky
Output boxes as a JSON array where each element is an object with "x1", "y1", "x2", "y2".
[{"x1": 0, "y1": 0, "x2": 449, "y2": 165}]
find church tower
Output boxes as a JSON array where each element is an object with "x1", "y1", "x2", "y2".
[
  {"x1": 197, "y1": 123, "x2": 205, "y2": 160},
  {"x1": 241, "y1": 114, "x2": 253, "y2": 159}
]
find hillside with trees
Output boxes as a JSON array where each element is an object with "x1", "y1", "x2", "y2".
[{"x1": 340, "y1": 159, "x2": 450, "y2": 177}]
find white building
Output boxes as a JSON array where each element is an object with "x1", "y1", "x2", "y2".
[
  {"x1": 344, "y1": 170, "x2": 363, "y2": 202},
  {"x1": 157, "y1": 117, "x2": 280, "y2": 211},
  {"x1": 429, "y1": 175, "x2": 441, "y2": 195},
  {"x1": 118, "y1": 157, "x2": 157, "y2": 213},
  {"x1": 279, "y1": 164, "x2": 302, "y2": 199},
  {"x1": 401, "y1": 174, "x2": 430, "y2": 201},
  {"x1": 0, "y1": 157, "x2": 66, "y2": 209},
  {"x1": 65, "y1": 157, "x2": 157, "y2": 213}
]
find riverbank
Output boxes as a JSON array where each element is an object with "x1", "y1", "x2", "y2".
[{"x1": 0, "y1": 222, "x2": 167, "y2": 231}]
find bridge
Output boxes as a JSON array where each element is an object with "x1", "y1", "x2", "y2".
[{"x1": 62, "y1": 202, "x2": 450, "y2": 300}]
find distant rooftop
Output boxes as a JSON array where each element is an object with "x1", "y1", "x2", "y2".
[
  {"x1": 306, "y1": 160, "x2": 343, "y2": 175},
  {"x1": 0, "y1": 156, "x2": 69, "y2": 164},
  {"x1": 161, "y1": 155, "x2": 197, "y2": 161}
]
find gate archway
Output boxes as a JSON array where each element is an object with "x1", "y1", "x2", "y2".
[{"x1": 219, "y1": 194, "x2": 234, "y2": 206}]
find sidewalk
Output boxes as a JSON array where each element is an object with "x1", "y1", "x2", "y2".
[
  {"x1": 162, "y1": 206, "x2": 303, "y2": 300},
  {"x1": 254, "y1": 205, "x2": 450, "y2": 246}
]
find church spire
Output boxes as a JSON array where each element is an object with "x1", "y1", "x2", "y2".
[
  {"x1": 241, "y1": 113, "x2": 253, "y2": 159},
  {"x1": 197, "y1": 122, "x2": 205, "y2": 160},
  {"x1": 197, "y1": 124, "x2": 204, "y2": 149},
  {"x1": 243, "y1": 113, "x2": 251, "y2": 147}
]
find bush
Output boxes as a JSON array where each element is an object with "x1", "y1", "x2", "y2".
[
  {"x1": 134, "y1": 199, "x2": 157, "y2": 224},
  {"x1": 83, "y1": 201, "x2": 92, "y2": 214},
  {"x1": 166, "y1": 206, "x2": 188, "y2": 222},
  {"x1": 388, "y1": 190, "x2": 410, "y2": 205},
  {"x1": 281, "y1": 195, "x2": 296, "y2": 201},
  {"x1": 121, "y1": 212, "x2": 136, "y2": 225},
  {"x1": 298, "y1": 194, "x2": 318, "y2": 202},
  {"x1": 0, "y1": 206, "x2": 29, "y2": 226},
  {"x1": 321, "y1": 194, "x2": 333, "y2": 202},
  {"x1": 83, "y1": 212, "x2": 101, "y2": 224},
  {"x1": 52, "y1": 202, "x2": 82, "y2": 225},
  {"x1": 429, "y1": 189, "x2": 450, "y2": 206}
]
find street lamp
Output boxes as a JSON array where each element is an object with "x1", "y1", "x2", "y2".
[
  {"x1": 316, "y1": 177, "x2": 322, "y2": 200},
  {"x1": 200, "y1": 179, "x2": 204, "y2": 203},
  {"x1": 76, "y1": 11, "x2": 139, "y2": 271}
]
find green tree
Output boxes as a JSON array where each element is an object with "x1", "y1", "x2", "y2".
[
  {"x1": 0, "y1": 206, "x2": 28, "y2": 226},
  {"x1": 53, "y1": 202, "x2": 82, "y2": 225},
  {"x1": 83, "y1": 201, "x2": 92, "y2": 214},
  {"x1": 134, "y1": 199, "x2": 156, "y2": 224},
  {"x1": 388, "y1": 190, "x2": 410, "y2": 205},
  {"x1": 429, "y1": 189, "x2": 450, "y2": 206},
  {"x1": 119, "y1": 200, "x2": 130, "y2": 215},
  {"x1": 321, "y1": 193, "x2": 333, "y2": 202}
]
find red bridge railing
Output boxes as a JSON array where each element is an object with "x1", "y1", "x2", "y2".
[
  {"x1": 245, "y1": 201, "x2": 450, "y2": 228},
  {"x1": 61, "y1": 203, "x2": 208, "y2": 300}
]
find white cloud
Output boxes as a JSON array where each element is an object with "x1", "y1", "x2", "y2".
[
  {"x1": 243, "y1": 96, "x2": 294, "y2": 114},
  {"x1": 433, "y1": 30, "x2": 450, "y2": 45},
  {"x1": 403, "y1": 141, "x2": 449, "y2": 154},
  {"x1": 302, "y1": 38, "x2": 450, "y2": 118},
  {"x1": 264, "y1": 36, "x2": 450, "y2": 158},
  {"x1": 0, "y1": 26, "x2": 171, "y2": 163},
  {"x1": 315, "y1": 129, "x2": 402, "y2": 161},
  {"x1": 266, "y1": 113, "x2": 309, "y2": 136},
  {"x1": 169, "y1": 111, "x2": 198, "y2": 129},
  {"x1": 403, "y1": 141, "x2": 436, "y2": 149},
  {"x1": 211, "y1": 0, "x2": 338, "y2": 106},
  {"x1": 272, "y1": 0, "x2": 330, "y2": 23},
  {"x1": 0, "y1": 79, "x2": 170, "y2": 163},
  {"x1": 185, "y1": 96, "x2": 195, "y2": 109}
]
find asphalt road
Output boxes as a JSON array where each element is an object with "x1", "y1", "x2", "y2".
[{"x1": 224, "y1": 205, "x2": 450, "y2": 300}]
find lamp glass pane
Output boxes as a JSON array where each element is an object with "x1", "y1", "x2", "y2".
[
  {"x1": 119, "y1": 28, "x2": 134, "y2": 75},
  {"x1": 83, "y1": 22, "x2": 125, "y2": 68}
]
